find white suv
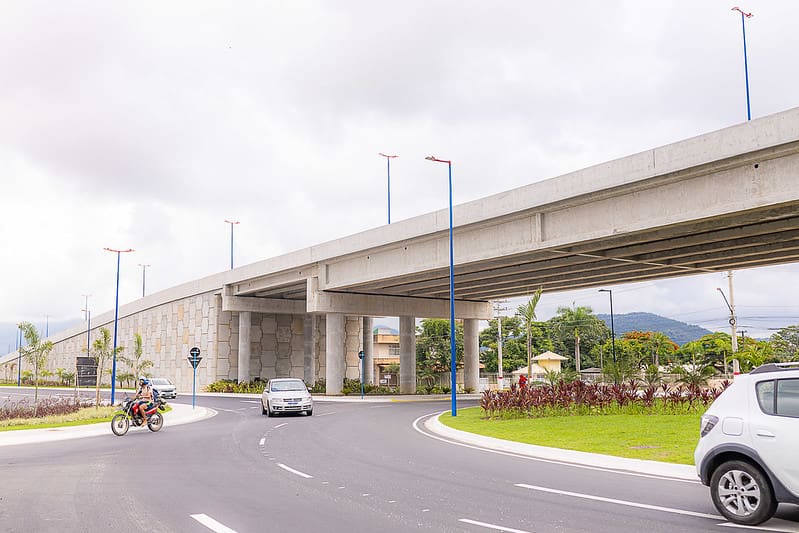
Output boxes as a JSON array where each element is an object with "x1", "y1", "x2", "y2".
[{"x1": 694, "y1": 362, "x2": 799, "y2": 525}]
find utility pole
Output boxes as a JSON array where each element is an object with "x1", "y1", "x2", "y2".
[
  {"x1": 717, "y1": 271, "x2": 740, "y2": 375},
  {"x1": 493, "y1": 301, "x2": 509, "y2": 390}
]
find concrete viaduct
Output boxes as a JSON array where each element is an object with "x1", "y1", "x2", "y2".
[{"x1": 3, "y1": 106, "x2": 799, "y2": 394}]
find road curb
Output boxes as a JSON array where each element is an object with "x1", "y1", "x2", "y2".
[
  {"x1": 425, "y1": 412, "x2": 699, "y2": 482},
  {"x1": 0, "y1": 403, "x2": 216, "y2": 447}
]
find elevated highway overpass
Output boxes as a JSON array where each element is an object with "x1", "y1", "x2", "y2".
[{"x1": 4, "y1": 106, "x2": 799, "y2": 394}]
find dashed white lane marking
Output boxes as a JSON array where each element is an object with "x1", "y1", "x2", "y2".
[
  {"x1": 459, "y1": 518, "x2": 532, "y2": 533},
  {"x1": 274, "y1": 423, "x2": 288, "y2": 429},
  {"x1": 259, "y1": 437, "x2": 265, "y2": 446},
  {"x1": 413, "y1": 412, "x2": 699, "y2": 484},
  {"x1": 515, "y1": 483, "x2": 720, "y2": 520},
  {"x1": 277, "y1": 463, "x2": 313, "y2": 479},
  {"x1": 190, "y1": 513, "x2": 238, "y2": 533},
  {"x1": 319, "y1": 412, "x2": 335, "y2": 416},
  {"x1": 388, "y1": 500, "x2": 396, "y2": 504},
  {"x1": 240, "y1": 400, "x2": 260, "y2": 404}
]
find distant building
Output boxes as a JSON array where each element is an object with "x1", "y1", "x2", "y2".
[
  {"x1": 373, "y1": 325, "x2": 400, "y2": 386},
  {"x1": 511, "y1": 350, "x2": 569, "y2": 383}
]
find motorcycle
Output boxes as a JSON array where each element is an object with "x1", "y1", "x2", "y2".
[{"x1": 110, "y1": 395, "x2": 167, "y2": 436}]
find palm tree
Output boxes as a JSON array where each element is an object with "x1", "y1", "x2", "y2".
[
  {"x1": 553, "y1": 305, "x2": 600, "y2": 373},
  {"x1": 17, "y1": 321, "x2": 54, "y2": 408},
  {"x1": 517, "y1": 288, "x2": 543, "y2": 378},
  {"x1": 119, "y1": 333, "x2": 153, "y2": 381},
  {"x1": 91, "y1": 328, "x2": 123, "y2": 406}
]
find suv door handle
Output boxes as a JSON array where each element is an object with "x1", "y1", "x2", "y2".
[{"x1": 756, "y1": 430, "x2": 776, "y2": 438}]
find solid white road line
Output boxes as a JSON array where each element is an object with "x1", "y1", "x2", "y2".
[
  {"x1": 274, "y1": 422, "x2": 287, "y2": 429},
  {"x1": 239, "y1": 400, "x2": 260, "y2": 404},
  {"x1": 718, "y1": 519, "x2": 799, "y2": 532},
  {"x1": 190, "y1": 513, "x2": 238, "y2": 533},
  {"x1": 277, "y1": 463, "x2": 313, "y2": 478},
  {"x1": 413, "y1": 412, "x2": 699, "y2": 484},
  {"x1": 515, "y1": 483, "x2": 721, "y2": 520},
  {"x1": 459, "y1": 518, "x2": 532, "y2": 533}
]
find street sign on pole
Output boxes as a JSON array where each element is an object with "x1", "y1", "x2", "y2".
[
  {"x1": 187, "y1": 347, "x2": 202, "y2": 408},
  {"x1": 358, "y1": 350, "x2": 365, "y2": 400}
]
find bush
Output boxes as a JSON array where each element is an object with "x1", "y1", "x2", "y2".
[
  {"x1": 309, "y1": 379, "x2": 326, "y2": 393},
  {"x1": 205, "y1": 379, "x2": 265, "y2": 394},
  {"x1": 0, "y1": 397, "x2": 95, "y2": 421},
  {"x1": 479, "y1": 379, "x2": 732, "y2": 419}
]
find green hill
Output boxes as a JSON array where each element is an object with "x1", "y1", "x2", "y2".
[{"x1": 596, "y1": 312, "x2": 711, "y2": 346}]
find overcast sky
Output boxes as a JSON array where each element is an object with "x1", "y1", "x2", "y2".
[{"x1": 1, "y1": 1, "x2": 797, "y2": 347}]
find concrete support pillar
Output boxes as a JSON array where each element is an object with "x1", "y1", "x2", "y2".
[
  {"x1": 237, "y1": 311, "x2": 252, "y2": 383},
  {"x1": 463, "y1": 318, "x2": 479, "y2": 393},
  {"x1": 325, "y1": 313, "x2": 345, "y2": 395},
  {"x1": 304, "y1": 314, "x2": 318, "y2": 385},
  {"x1": 399, "y1": 316, "x2": 416, "y2": 394},
  {"x1": 362, "y1": 316, "x2": 374, "y2": 385}
]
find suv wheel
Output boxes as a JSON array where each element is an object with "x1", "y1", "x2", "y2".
[{"x1": 710, "y1": 460, "x2": 777, "y2": 526}]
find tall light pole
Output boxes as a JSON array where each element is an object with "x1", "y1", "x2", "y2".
[
  {"x1": 731, "y1": 7, "x2": 754, "y2": 121},
  {"x1": 138, "y1": 264, "x2": 150, "y2": 298},
  {"x1": 16, "y1": 327, "x2": 21, "y2": 386},
  {"x1": 224, "y1": 220, "x2": 239, "y2": 270},
  {"x1": 104, "y1": 247, "x2": 134, "y2": 405},
  {"x1": 45, "y1": 315, "x2": 49, "y2": 338},
  {"x1": 378, "y1": 153, "x2": 398, "y2": 225},
  {"x1": 598, "y1": 289, "x2": 616, "y2": 380},
  {"x1": 426, "y1": 155, "x2": 457, "y2": 416}
]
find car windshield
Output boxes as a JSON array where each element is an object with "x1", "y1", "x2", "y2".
[
  {"x1": 271, "y1": 380, "x2": 306, "y2": 392},
  {"x1": 151, "y1": 379, "x2": 171, "y2": 386}
]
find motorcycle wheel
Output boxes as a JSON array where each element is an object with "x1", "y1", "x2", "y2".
[
  {"x1": 147, "y1": 412, "x2": 164, "y2": 432},
  {"x1": 111, "y1": 413, "x2": 130, "y2": 436}
]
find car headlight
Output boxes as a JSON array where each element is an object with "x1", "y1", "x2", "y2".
[{"x1": 699, "y1": 414, "x2": 719, "y2": 437}]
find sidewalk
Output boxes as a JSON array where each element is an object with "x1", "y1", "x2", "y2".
[{"x1": 0, "y1": 403, "x2": 216, "y2": 447}]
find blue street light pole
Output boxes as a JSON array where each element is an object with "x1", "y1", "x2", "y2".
[
  {"x1": 225, "y1": 220, "x2": 239, "y2": 270},
  {"x1": 731, "y1": 7, "x2": 754, "y2": 121},
  {"x1": 378, "y1": 153, "x2": 398, "y2": 224},
  {"x1": 426, "y1": 155, "x2": 457, "y2": 416},
  {"x1": 104, "y1": 247, "x2": 134, "y2": 405}
]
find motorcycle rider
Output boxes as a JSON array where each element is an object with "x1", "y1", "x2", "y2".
[{"x1": 134, "y1": 377, "x2": 153, "y2": 425}]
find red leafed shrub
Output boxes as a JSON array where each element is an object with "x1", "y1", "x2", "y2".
[{"x1": 480, "y1": 379, "x2": 731, "y2": 419}]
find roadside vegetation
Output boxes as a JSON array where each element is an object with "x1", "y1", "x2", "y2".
[
  {"x1": 440, "y1": 406, "x2": 701, "y2": 464},
  {"x1": 0, "y1": 397, "x2": 116, "y2": 431}
]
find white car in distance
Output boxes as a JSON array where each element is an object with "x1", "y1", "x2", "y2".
[{"x1": 261, "y1": 378, "x2": 313, "y2": 417}]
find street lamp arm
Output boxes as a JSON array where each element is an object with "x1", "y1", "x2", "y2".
[
  {"x1": 716, "y1": 287, "x2": 734, "y2": 314},
  {"x1": 731, "y1": 6, "x2": 753, "y2": 18},
  {"x1": 425, "y1": 155, "x2": 451, "y2": 164}
]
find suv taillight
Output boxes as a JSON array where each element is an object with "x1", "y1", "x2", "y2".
[{"x1": 700, "y1": 414, "x2": 719, "y2": 437}]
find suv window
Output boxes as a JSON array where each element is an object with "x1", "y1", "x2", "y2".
[
  {"x1": 776, "y1": 379, "x2": 799, "y2": 417},
  {"x1": 756, "y1": 378, "x2": 799, "y2": 417},
  {"x1": 756, "y1": 380, "x2": 775, "y2": 415}
]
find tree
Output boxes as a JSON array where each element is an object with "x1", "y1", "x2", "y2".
[
  {"x1": 517, "y1": 288, "x2": 543, "y2": 377},
  {"x1": 17, "y1": 321, "x2": 54, "y2": 408},
  {"x1": 119, "y1": 333, "x2": 154, "y2": 381},
  {"x1": 416, "y1": 319, "x2": 463, "y2": 374},
  {"x1": 90, "y1": 327, "x2": 123, "y2": 406},
  {"x1": 479, "y1": 316, "x2": 549, "y2": 375},
  {"x1": 549, "y1": 304, "x2": 609, "y2": 372},
  {"x1": 772, "y1": 325, "x2": 799, "y2": 361}
]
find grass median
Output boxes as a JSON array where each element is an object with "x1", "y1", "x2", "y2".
[
  {"x1": 439, "y1": 406, "x2": 701, "y2": 464},
  {"x1": 0, "y1": 406, "x2": 117, "y2": 432}
]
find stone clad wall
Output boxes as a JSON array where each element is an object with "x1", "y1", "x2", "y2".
[{"x1": 43, "y1": 291, "x2": 219, "y2": 392}]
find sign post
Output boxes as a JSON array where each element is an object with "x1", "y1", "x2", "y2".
[
  {"x1": 358, "y1": 350, "x2": 365, "y2": 400},
  {"x1": 187, "y1": 347, "x2": 203, "y2": 409}
]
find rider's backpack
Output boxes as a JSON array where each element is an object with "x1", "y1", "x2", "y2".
[{"x1": 151, "y1": 386, "x2": 159, "y2": 403}]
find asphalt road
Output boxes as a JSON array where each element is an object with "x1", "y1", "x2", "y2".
[{"x1": 1, "y1": 389, "x2": 798, "y2": 532}]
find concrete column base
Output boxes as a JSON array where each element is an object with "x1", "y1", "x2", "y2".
[
  {"x1": 463, "y1": 318, "x2": 479, "y2": 392},
  {"x1": 399, "y1": 316, "x2": 416, "y2": 394},
  {"x1": 237, "y1": 311, "x2": 251, "y2": 383},
  {"x1": 325, "y1": 313, "x2": 345, "y2": 395}
]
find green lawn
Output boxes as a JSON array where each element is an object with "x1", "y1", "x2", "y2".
[{"x1": 440, "y1": 406, "x2": 702, "y2": 464}]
